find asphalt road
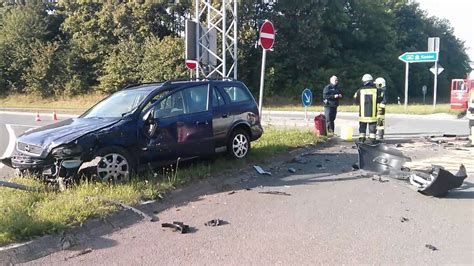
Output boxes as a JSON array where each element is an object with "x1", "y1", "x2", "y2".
[{"x1": 262, "y1": 110, "x2": 470, "y2": 137}]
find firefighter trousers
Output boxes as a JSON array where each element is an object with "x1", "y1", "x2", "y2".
[{"x1": 359, "y1": 122, "x2": 377, "y2": 141}]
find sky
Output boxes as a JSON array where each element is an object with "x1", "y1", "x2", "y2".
[{"x1": 415, "y1": 0, "x2": 474, "y2": 63}]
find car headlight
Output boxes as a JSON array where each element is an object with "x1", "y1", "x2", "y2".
[{"x1": 51, "y1": 145, "x2": 83, "y2": 158}]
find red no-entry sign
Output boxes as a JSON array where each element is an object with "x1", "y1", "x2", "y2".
[
  {"x1": 185, "y1": 60, "x2": 197, "y2": 70},
  {"x1": 259, "y1": 20, "x2": 275, "y2": 50}
]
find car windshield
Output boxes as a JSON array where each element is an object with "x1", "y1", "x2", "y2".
[{"x1": 82, "y1": 89, "x2": 153, "y2": 118}]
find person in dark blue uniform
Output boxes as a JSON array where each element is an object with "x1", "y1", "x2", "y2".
[{"x1": 322, "y1": 75, "x2": 343, "y2": 134}]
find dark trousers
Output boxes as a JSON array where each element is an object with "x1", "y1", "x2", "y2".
[
  {"x1": 324, "y1": 106, "x2": 337, "y2": 132},
  {"x1": 359, "y1": 122, "x2": 377, "y2": 139}
]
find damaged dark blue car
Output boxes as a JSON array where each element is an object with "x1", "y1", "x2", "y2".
[{"x1": 1, "y1": 79, "x2": 263, "y2": 184}]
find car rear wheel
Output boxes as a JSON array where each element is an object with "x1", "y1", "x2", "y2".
[
  {"x1": 227, "y1": 129, "x2": 250, "y2": 159},
  {"x1": 94, "y1": 147, "x2": 134, "y2": 183}
]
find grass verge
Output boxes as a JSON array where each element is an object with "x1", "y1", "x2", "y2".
[
  {"x1": 0, "y1": 93, "x2": 105, "y2": 111},
  {"x1": 0, "y1": 127, "x2": 322, "y2": 246}
]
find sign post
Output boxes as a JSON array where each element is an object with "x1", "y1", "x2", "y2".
[
  {"x1": 422, "y1": 85, "x2": 427, "y2": 104},
  {"x1": 258, "y1": 20, "x2": 275, "y2": 117},
  {"x1": 428, "y1": 37, "x2": 441, "y2": 110},
  {"x1": 301, "y1": 88, "x2": 312, "y2": 120},
  {"x1": 404, "y1": 62, "x2": 409, "y2": 110},
  {"x1": 433, "y1": 62, "x2": 438, "y2": 109},
  {"x1": 398, "y1": 51, "x2": 438, "y2": 111}
]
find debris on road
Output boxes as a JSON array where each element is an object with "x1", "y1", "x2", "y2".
[
  {"x1": 352, "y1": 163, "x2": 359, "y2": 170},
  {"x1": 204, "y1": 219, "x2": 228, "y2": 227},
  {"x1": 162, "y1": 221, "x2": 190, "y2": 234},
  {"x1": 258, "y1": 191, "x2": 291, "y2": 196},
  {"x1": 410, "y1": 164, "x2": 467, "y2": 197},
  {"x1": 371, "y1": 176, "x2": 389, "y2": 183},
  {"x1": 291, "y1": 155, "x2": 310, "y2": 164},
  {"x1": 425, "y1": 244, "x2": 438, "y2": 251},
  {"x1": 400, "y1": 217, "x2": 409, "y2": 223},
  {"x1": 288, "y1": 167, "x2": 296, "y2": 173},
  {"x1": 228, "y1": 190, "x2": 236, "y2": 195},
  {"x1": 0, "y1": 180, "x2": 43, "y2": 192},
  {"x1": 356, "y1": 142, "x2": 411, "y2": 175},
  {"x1": 253, "y1": 165, "x2": 272, "y2": 175},
  {"x1": 89, "y1": 197, "x2": 158, "y2": 222},
  {"x1": 65, "y1": 248, "x2": 93, "y2": 261}
]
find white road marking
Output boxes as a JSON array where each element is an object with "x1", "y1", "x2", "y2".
[
  {"x1": 0, "y1": 124, "x2": 16, "y2": 168},
  {"x1": 7, "y1": 124, "x2": 41, "y2": 128}
]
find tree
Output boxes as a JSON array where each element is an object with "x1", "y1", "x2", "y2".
[
  {"x1": 22, "y1": 41, "x2": 61, "y2": 97},
  {"x1": 0, "y1": 4, "x2": 50, "y2": 93},
  {"x1": 140, "y1": 36, "x2": 187, "y2": 82},
  {"x1": 98, "y1": 38, "x2": 143, "y2": 93}
]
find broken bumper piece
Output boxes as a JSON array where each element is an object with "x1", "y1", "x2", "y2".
[
  {"x1": 356, "y1": 143, "x2": 411, "y2": 175},
  {"x1": 410, "y1": 165, "x2": 467, "y2": 197}
]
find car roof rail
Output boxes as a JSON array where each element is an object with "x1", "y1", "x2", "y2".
[{"x1": 123, "y1": 81, "x2": 164, "y2": 89}]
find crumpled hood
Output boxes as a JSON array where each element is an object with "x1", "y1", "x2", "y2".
[{"x1": 18, "y1": 117, "x2": 120, "y2": 150}]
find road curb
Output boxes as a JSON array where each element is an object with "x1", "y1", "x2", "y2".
[{"x1": 0, "y1": 203, "x2": 155, "y2": 264}]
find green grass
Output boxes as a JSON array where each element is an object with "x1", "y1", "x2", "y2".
[
  {"x1": 267, "y1": 103, "x2": 463, "y2": 115},
  {"x1": 0, "y1": 93, "x2": 105, "y2": 111},
  {"x1": 0, "y1": 127, "x2": 322, "y2": 246}
]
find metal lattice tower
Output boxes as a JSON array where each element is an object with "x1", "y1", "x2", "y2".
[{"x1": 194, "y1": 0, "x2": 238, "y2": 79}]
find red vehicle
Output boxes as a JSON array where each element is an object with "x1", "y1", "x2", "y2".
[{"x1": 450, "y1": 78, "x2": 473, "y2": 109}]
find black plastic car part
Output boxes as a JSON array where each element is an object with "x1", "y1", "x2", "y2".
[
  {"x1": 356, "y1": 142, "x2": 412, "y2": 175},
  {"x1": 410, "y1": 165, "x2": 467, "y2": 197}
]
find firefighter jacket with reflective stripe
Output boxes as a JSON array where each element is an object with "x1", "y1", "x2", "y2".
[{"x1": 353, "y1": 84, "x2": 384, "y2": 123}]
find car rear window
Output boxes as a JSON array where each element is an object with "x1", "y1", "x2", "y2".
[{"x1": 222, "y1": 86, "x2": 251, "y2": 103}]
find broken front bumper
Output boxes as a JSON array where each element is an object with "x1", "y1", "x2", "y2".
[
  {"x1": 356, "y1": 142, "x2": 411, "y2": 175},
  {"x1": 410, "y1": 165, "x2": 467, "y2": 197}
]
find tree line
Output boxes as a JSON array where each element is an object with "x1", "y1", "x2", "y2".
[{"x1": 0, "y1": 0, "x2": 471, "y2": 103}]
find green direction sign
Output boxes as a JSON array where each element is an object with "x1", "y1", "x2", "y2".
[{"x1": 398, "y1": 51, "x2": 438, "y2": 63}]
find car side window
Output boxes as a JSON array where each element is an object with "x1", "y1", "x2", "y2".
[
  {"x1": 212, "y1": 87, "x2": 225, "y2": 107},
  {"x1": 154, "y1": 91, "x2": 185, "y2": 118},
  {"x1": 222, "y1": 86, "x2": 251, "y2": 103},
  {"x1": 182, "y1": 85, "x2": 209, "y2": 113}
]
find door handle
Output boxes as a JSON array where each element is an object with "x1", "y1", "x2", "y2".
[{"x1": 195, "y1": 120, "x2": 209, "y2": 126}]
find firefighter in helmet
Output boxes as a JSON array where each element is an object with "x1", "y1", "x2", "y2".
[
  {"x1": 374, "y1": 77, "x2": 388, "y2": 139},
  {"x1": 353, "y1": 74, "x2": 385, "y2": 143}
]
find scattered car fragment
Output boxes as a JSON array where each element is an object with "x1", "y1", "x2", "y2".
[
  {"x1": 0, "y1": 180, "x2": 42, "y2": 192},
  {"x1": 258, "y1": 191, "x2": 291, "y2": 196},
  {"x1": 356, "y1": 142, "x2": 412, "y2": 175},
  {"x1": 204, "y1": 219, "x2": 228, "y2": 227},
  {"x1": 162, "y1": 221, "x2": 190, "y2": 233},
  {"x1": 425, "y1": 244, "x2": 438, "y2": 251},
  {"x1": 409, "y1": 164, "x2": 467, "y2": 197},
  {"x1": 254, "y1": 165, "x2": 271, "y2": 175}
]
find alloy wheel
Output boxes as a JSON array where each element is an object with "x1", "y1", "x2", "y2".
[
  {"x1": 96, "y1": 153, "x2": 130, "y2": 183},
  {"x1": 232, "y1": 133, "x2": 249, "y2": 158}
]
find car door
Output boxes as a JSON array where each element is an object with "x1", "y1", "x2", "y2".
[
  {"x1": 144, "y1": 84, "x2": 214, "y2": 163},
  {"x1": 210, "y1": 86, "x2": 233, "y2": 149},
  {"x1": 218, "y1": 82, "x2": 257, "y2": 124}
]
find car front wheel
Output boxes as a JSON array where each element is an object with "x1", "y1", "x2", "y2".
[
  {"x1": 228, "y1": 129, "x2": 250, "y2": 159},
  {"x1": 94, "y1": 146, "x2": 134, "y2": 183}
]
